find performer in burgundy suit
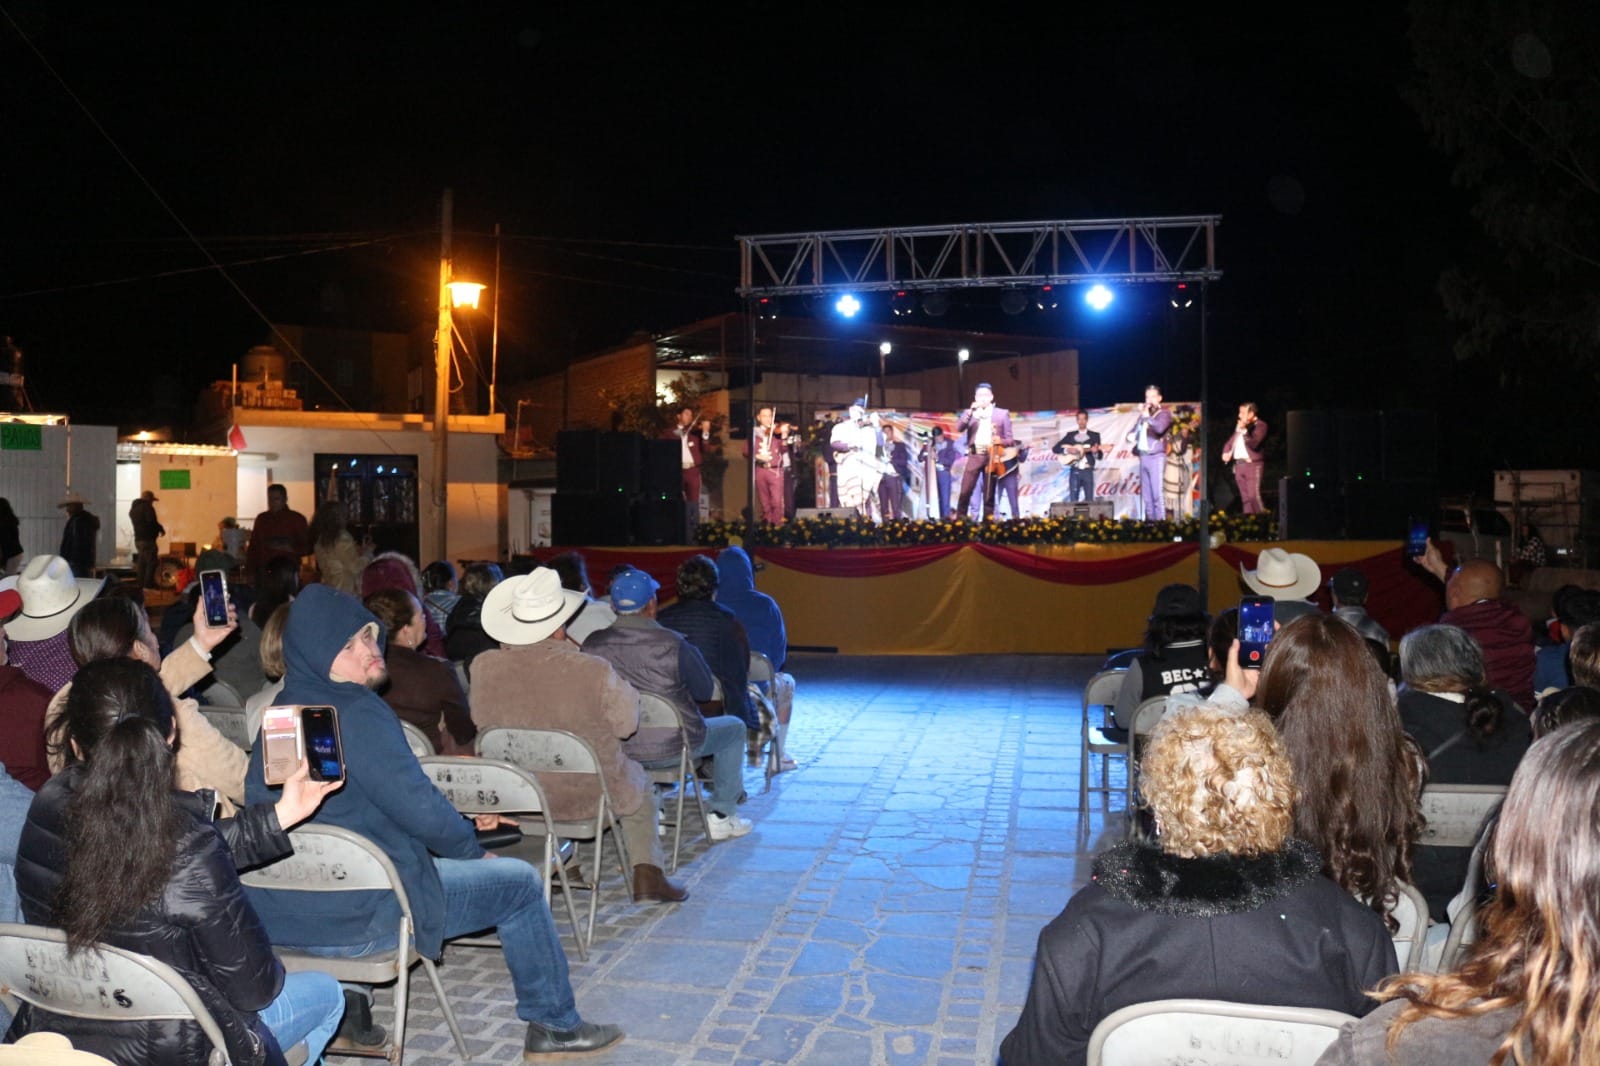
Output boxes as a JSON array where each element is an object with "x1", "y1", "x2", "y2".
[
  {"x1": 1223, "y1": 402, "x2": 1269, "y2": 515},
  {"x1": 953, "y1": 383, "x2": 1015, "y2": 520},
  {"x1": 1125, "y1": 384, "x2": 1174, "y2": 521},
  {"x1": 666, "y1": 406, "x2": 710, "y2": 517},
  {"x1": 745, "y1": 406, "x2": 788, "y2": 525}
]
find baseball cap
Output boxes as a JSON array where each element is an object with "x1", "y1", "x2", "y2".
[
  {"x1": 609, "y1": 568, "x2": 660, "y2": 612},
  {"x1": 1329, "y1": 567, "x2": 1368, "y2": 602},
  {"x1": 1152, "y1": 583, "x2": 1202, "y2": 618},
  {"x1": 0, "y1": 588, "x2": 20, "y2": 622}
]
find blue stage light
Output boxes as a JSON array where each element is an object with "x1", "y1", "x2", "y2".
[
  {"x1": 1084, "y1": 284, "x2": 1115, "y2": 312},
  {"x1": 835, "y1": 293, "x2": 862, "y2": 318}
]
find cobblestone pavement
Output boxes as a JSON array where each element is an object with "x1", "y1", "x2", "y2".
[{"x1": 331, "y1": 653, "x2": 1128, "y2": 1065}]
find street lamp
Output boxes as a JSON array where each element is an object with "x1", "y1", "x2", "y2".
[
  {"x1": 957, "y1": 348, "x2": 970, "y2": 395},
  {"x1": 878, "y1": 341, "x2": 892, "y2": 407},
  {"x1": 447, "y1": 281, "x2": 485, "y2": 310},
  {"x1": 433, "y1": 189, "x2": 489, "y2": 565}
]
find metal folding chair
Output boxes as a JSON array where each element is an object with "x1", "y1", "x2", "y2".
[
  {"x1": 398, "y1": 720, "x2": 434, "y2": 759},
  {"x1": 1087, "y1": 997, "x2": 1356, "y2": 1066},
  {"x1": 197, "y1": 705, "x2": 252, "y2": 752},
  {"x1": 636, "y1": 692, "x2": 710, "y2": 872},
  {"x1": 746, "y1": 650, "x2": 784, "y2": 781},
  {"x1": 1078, "y1": 669, "x2": 1130, "y2": 831}
]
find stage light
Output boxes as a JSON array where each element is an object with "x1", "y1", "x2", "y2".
[
  {"x1": 1000, "y1": 289, "x2": 1028, "y2": 315},
  {"x1": 835, "y1": 293, "x2": 862, "y2": 318},
  {"x1": 1169, "y1": 282, "x2": 1195, "y2": 309},
  {"x1": 755, "y1": 296, "x2": 780, "y2": 320},
  {"x1": 1084, "y1": 284, "x2": 1115, "y2": 312},
  {"x1": 922, "y1": 291, "x2": 949, "y2": 317},
  {"x1": 1034, "y1": 284, "x2": 1059, "y2": 310},
  {"x1": 878, "y1": 341, "x2": 892, "y2": 356},
  {"x1": 891, "y1": 290, "x2": 916, "y2": 317}
]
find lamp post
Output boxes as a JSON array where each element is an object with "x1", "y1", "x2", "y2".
[
  {"x1": 957, "y1": 348, "x2": 970, "y2": 397},
  {"x1": 878, "y1": 341, "x2": 892, "y2": 407},
  {"x1": 433, "y1": 188, "x2": 486, "y2": 566}
]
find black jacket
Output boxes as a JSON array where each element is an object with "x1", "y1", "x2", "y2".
[
  {"x1": 1000, "y1": 840, "x2": 1397, "y2": 1066},
  {"x1": 657, "y1": 598, "x2": 756, "y2": 729},
  {"x1": 444, "y1": 594, "x2": 497, "y2": 675},
  {"x1": 9, "y1": 768, "x2": 293, "y2": 1066}
]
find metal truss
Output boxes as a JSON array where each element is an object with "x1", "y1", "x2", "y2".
[{"x1": 736, "y1": 215, "x2": 1220, "y2": 297}]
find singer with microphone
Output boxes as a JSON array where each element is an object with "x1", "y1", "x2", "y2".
[
  {"x1": 953, "y1": 383, "x2": 1015, "y2": 520},
  {"x1": 1124, "y1": 384, "x2": 1173, "y2": 521},
  {"x1": 1223, "y1": 402, "x2": 1268, "y2": 515}
]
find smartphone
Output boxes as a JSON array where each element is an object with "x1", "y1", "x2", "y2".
[
  {"x1": 1404, "y1": 515, "x2": 1430, "y2": 562},
  {"x1": 260, "y1": 704, "x2": 304, "y2": 787},
  {"x1": 199, "y1": 569, "x2": 230, "y2": 628},
  {"x1": 300, "y1": 706, "x2": 346, "y2": 783},
  {"x1": 1238, "y1": 596, "x2": 1276, "y2": 670}
]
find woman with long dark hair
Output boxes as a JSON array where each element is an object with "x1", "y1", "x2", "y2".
[
  {"x1": 1319, "y1": 719, "x2": 1600, "y2": 1065},
  {"x1": 9, "y1": 658, "x2": 343, "y2": 1065},
  {"x1": 1251, "y1": 613, "x2": 1423, "y2": 923}
]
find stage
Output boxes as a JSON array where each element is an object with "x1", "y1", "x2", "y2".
[{"x1": 518, "y1": 540, "x2": 1442, "y2": 655}]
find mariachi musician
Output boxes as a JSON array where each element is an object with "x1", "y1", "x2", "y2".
[
  {"x1": 1051, "y1": 410, "x2": 1103, "y2": 503},
  {"x1": 953, "y1": 382, "x2": 1016, "y2": 520}
]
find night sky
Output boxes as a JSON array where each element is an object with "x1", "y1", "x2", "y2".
[{"x1": 1, "y1": 5, "x2": 1509, "y2": 483}]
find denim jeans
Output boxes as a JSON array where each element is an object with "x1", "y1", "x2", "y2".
[
  {"x1": 296, "y1": 856, "x2": 581, "y2": 1031},
  {"x1": 647, "y1": 714, "x2": 746, "y2": 817},
  {"x1": 258, "y1": 971, "x2": 343, "y2": 1064}
]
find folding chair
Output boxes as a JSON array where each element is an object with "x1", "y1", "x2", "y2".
[
  {"x1": 416, "y1": 755, "x2": 587, "y2": 959},
  {"x1": 1079, "y1": 669, "x2": 1130, "y2": 831},
  {"x1": 1418, "y1": 784, "x2": 1506, "y2": 848},
  {"x1": 747, "y1": 650, "x2": 784, "y2": 780},
  {"x1": 476, "y1": 727, "x2": 632, "y2": 953},
  {"x1": 1422, "y1": 815, "x2": 1494, "y2": 972},
  {"x1": 1382, "y1": 881, "x2": 1430, "y2": 972},
  {"x1": 636, "y1": 692, "x2": 710, "y2": 872},
  {"x1": 197, "y1": 705, "x2": 252, "y2": 752},
  {"x1": 1087, "y1": 997, "x2": 1357, "y2": 1066},
  {"x1": 0, "y1": 922, "x2": 311, "y2": 1066},
  {"x1": 398, "y1": 720, "x2": 434, "y2": 760},
  {"x1": 238, "y1": 825, "x2": 468, "y2": 1063},
  {"x1": 1124, "y1": 696, "x2": 1169, "y2": 838}
]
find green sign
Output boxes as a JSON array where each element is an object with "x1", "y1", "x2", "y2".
[
  {"x1": 0, "y1": 424, "x2": 41, "y2": 451},
  {"x1": 158, "y1": 469, "x2": 191, "y2": 491}
]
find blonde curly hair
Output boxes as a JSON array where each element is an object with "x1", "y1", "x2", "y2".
[{"x1": 1140, "y1": 707, "x2": 1298, "y2": 858}]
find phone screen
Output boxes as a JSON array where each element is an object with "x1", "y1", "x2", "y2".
[
  {"x1": 1404, "y1": 516, "x2": 1429, "y2": 560},
  {"x1": 301, "y1": 706, "x2": 345, "y2": 783},
  {"x1": 260, "y1": 705, "x2": 302, "y2": 787},
  {"x1": 1238, "y1": 596, "x2": 1276, "y2": 669},
  {"x1": 199, "y1": 569, "x2": 229, "y2": 628}
]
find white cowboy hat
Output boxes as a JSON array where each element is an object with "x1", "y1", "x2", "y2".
[
  {"x1": 0, "y1": 555, "x2": 107, "y2": 642},
  {"x1": 481, "y1": 567, "x2": 585, "y2": 646},
  {"x1": 1240, "y1": 547, "x2": 1323, "y2": 602},
  {"x1": 57, "y1": 490, "x2": 89, "y2": 508}
]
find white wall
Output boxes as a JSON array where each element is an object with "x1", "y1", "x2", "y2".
[{"x1": 0, "y1": 423, "x2": 117, "y2": 571}]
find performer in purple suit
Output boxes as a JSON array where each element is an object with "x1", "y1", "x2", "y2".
[
  {"x1": 1125, "y1": 384, "x2": 1174, "y2": 521},
  {"x1": 953, "y1": 383, "x2": 1016, "y2": 521}
]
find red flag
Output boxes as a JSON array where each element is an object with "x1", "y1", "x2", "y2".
[{"x1": 227, "y1": 424, "x2": 247, "y2": 451}]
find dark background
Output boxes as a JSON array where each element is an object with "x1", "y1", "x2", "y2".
[{"x1": 0, "y1": 4, "x2": 1579, "y2": 490}]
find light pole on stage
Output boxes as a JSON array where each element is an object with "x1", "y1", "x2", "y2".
[
  {"x1": 878, "y1": 341, "x2": 891, "y2": 407},
  {"x1": 957, "y1": 348, "x2": 969, "y2": 397},
  {"x1": 1197, "y1": 280, "x2": 1212, "y2": 605}
]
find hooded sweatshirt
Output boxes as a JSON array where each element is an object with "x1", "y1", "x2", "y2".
[
  {"x1": 243, "y1": 584, "x2": 480, "y2": 956},
  {"x1": 715, "y1": 547, "x2": 787, "y2": 671}
]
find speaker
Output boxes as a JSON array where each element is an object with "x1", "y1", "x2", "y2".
[
  {"x1": 556, "y1": 430, "x2": 602, "y2": 493},
  {"x1": 1286, "y1": 411, "x2": 1339, "y2": 481},
  {"x1": 1048, "y1": 500, "x2": 1115, "y2": 519},
  {"x1": 1380, "y1": 410, "x2": 1438, "y2": 481},
  {"x1": 639, "y1": 440, "x2": 683, "y2": 500},
  {"x1": 1335, "y1": 411, "x2": 1383, "y2": 486},
  {"x1": 552, "y1": 493, "x2": 630, "y2": 546},
  {"x1": 631, "y1": 498, "x2": 687, "y2": 545},
  {"x1": 1278, "y1": 476, "x2": 1341, "y2": 539}
]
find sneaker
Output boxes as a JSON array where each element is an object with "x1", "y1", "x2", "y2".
[{"x1": 706, "y1": 812, "x2": 753, "y2": 841}]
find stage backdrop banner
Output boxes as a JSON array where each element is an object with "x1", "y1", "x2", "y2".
[{"x1": 815, "y1": 404, "x2": 1201, "y2": 520}]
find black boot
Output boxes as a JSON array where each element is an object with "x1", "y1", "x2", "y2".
[{"x1": 338, "y1": 989, "x2": 388, "y2": 1048}]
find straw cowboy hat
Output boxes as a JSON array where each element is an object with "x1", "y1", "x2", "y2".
[
  {"x1": 482, "y1": 567, "x2": 585, "y2": 646},
  {"x1": 1240, "y1": 547, "x2": 1323, "y2": 602},
  {"x1": 56, "y1": 490, "x2": 90, "y2": 508},
  {"x1": 0, "y1": 555, "x2": 107, "y2": 641}
]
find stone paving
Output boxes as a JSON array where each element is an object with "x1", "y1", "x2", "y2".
[{"x1": 330, "y1": 653, "x2": 1129, "y2": 1065}]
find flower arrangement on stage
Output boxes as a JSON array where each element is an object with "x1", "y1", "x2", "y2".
[{"x1": 694, "y1": 511, "x2": 1277, "y2": 548}]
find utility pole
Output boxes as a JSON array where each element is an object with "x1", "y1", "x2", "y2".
[{"x1": 434, "y1": 189, "x2": 454, "y2": 564}]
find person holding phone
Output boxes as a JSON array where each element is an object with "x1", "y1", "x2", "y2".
[{"x1": 15, "y1": 658, "x2": 345, "y2": 1065}]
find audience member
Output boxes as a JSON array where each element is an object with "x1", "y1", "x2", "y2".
[
  {"x1": 0, "y1": 499, "x2": 20, "y2": 576},
  {"x1": 47, "y1": 593, "x2": 247, "y2": 813},
  {"x1": 658, "y1": 555, "x2": 758, "y2": 731},
  {"x1": 0, "y1": 759, "x2": 33, "y2": 923},
  {"x1": 0, "y1": 589, "x2": 51, "y2": 789},
  {"x1": 474, "y1": 568, "x2": 686, "y2": 903},
  {"x1": 243, "y1": 602, "x2": 291, "y2": 744},
  {"x1": 1532, "y1": 684, "x2": 1600, "y2": 739},
  {"x1": 56, "y1": 492, "x2": 100, "y2": 579},
  {"x1": 217, "y1": 515, "x2": 248, "y2": 565},
  {"x1": 363, "y1": 587, "x2": 475, "y2": 755},
  {"x1": 309, "y1": 503, "x2": 366, "y2": 595},
  {"x1": 546, "y1": 551, "x2": 615, "y2": 645},
  {"x1": 248, "y1": 555, "x2": 300, "y2": 629},
  {"x1": 173, "y1": 550, "x2": 264, "y2": 701},
  {"x1": 1247, "y1": 614, "x2": 1423, "y2": 922},
  {"x1": 1318, "y1": 718, "x2": 1600, "y2": 1066},
  {"x1": 1414, "y1": 542, "x2": 1535, "y2": 710},
  {"x1": 1329, "y1": 567, "x2": 1389, "y2": 647},
  {"x1": 1533, "y1": 587, "x2": 1600, "y2": 698},
  {"x1": 1001, "y1": 707, "x2": 1395, "y2": 1066},
  {"x1": 716, "y1": 546, "x2": 797, "y2": 769},
  {"x1": 1397, "y1": 624, "x2": 1532, "y2": 921},
  {"x1": 13, "y1": 658, "x2": 344, "y2": 1065},
  {"x1": 1, "y1": 555, "x2": 105, "y2": 693},
  {"x1": 1106, "y1": 584, "x2": 1209, "y2": 741},
  {"x1": 242, "y1": 584, "x2": 623, "y2": 1058},
  {"x1": 245, "y1": 484, "x2": 309, "y2": 587},
  {"x1": 584, "y1": 568, "x2": 754, "y2": 841},
  {"x1": 1239, "y1": 547, "x2": 1324, "y2": 626},
  {"x1": 361, "y1": 551, "x2": 445, "y2": 658},
  {"x1": 444, "y1": 562, "x2": 503, "y2": 673},
  {"x1": 420, "y1": 560, "x2": 459, "y2": 634}
]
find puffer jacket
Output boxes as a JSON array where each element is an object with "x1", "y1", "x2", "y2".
[
  {"x1": 656, "y1": 598, "x2": 756, "y2": 729},
  {"x1": 9, "y1": 767, "x2": 293, "y2": 1065}
]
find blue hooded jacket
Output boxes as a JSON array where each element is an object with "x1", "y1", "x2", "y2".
[
  {"x1": 243, "y1": 584, "x2": 481, "y2": 957},
  {"x1": 715, "y1": 548, "x2": 787, "y2": 671}
]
